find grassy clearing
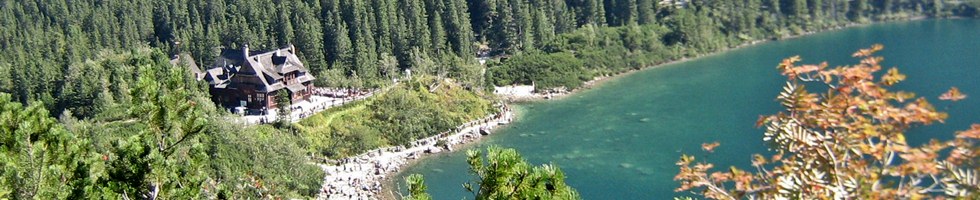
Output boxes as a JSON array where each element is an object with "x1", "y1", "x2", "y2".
[{"x1": 294, "y1": 77, "x2": 495, "y2": 158}]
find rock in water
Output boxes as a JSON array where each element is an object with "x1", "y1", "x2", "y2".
[{"x1": 620, "y1": 163, "x2": 633, "y2": 169}]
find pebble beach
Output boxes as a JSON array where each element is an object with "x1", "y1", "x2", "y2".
[{"x1": 317, "y1": 107, "x2": 513, "y2": 200}]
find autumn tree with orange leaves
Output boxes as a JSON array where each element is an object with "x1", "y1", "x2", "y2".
[{"x1": 675, "y1": 45, "x2": 980, "y2": 199}]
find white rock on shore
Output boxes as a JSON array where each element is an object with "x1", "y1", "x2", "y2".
[{"x1": 316, "y1": 108, "x2": 514, "y2": 200}]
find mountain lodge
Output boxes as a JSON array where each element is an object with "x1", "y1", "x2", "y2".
[{"x1": 203, "y1": 44, "x2": 315, "y2": 111}]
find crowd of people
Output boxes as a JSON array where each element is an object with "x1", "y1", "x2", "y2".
[
  {"x1": 320, "y1": 156, "x2": 402, "y2": 199},
  {"x1": 313, "y1": 88, "x2": 372, "y2": 98},
  {"x1": 317, "y1": 104, "x2": 513, "y2": 200}
]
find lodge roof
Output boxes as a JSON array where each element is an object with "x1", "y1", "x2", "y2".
[
  {"x1": 206, "y1": 44, "x2": 315, "y2": 93},
  {"x1": 171, "y1": 53, "x2": 204, "y2": 80}
]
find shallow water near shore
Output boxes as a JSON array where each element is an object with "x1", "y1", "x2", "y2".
[{"x1": 394, "y1": 19, "x2": 980, "y2": 199}]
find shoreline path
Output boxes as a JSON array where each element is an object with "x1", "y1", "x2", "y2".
[
  {"x1": 316, "y1": 105, "x2": 513, "y2": 200},
  {"x1": 241, "y1": 88, "x2": 375, "y2": 124}
]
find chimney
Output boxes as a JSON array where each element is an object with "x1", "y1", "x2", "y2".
[{"x1": 243, "y1": 44, "x2": 250, "y2": 58}]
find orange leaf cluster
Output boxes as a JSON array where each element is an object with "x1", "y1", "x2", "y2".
[
  {"x1": 702, "y1": 142, "x2": 721, "y2": 153},
  {"x1": 957, "y1": 124, "x2": 980, "y2": 139},
  {"x1": 940, "y1": 87, "x2": 968, "y2": 102}
]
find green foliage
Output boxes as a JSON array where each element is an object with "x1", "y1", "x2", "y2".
[
  {"x1": 0, "y1": 49, "x2": 322, "y2": 199},
  {"x1": 202, "y1": 124, "x2": 324, "y2": 198},
  {"x1": 0, "y1": 48, "x2": 214, "y2": 199},
  {"x1": 403, "y1": 174, "x2": 432, "y2": 200},
  {"x1": 0, "y1": 94, "x2": 87, "y2": 199},
  {"x1": 464, "y1": 146, "x2": 580, "y2": 200},
  {"x1": 664, "y1": 8, "x2": 724, "y2": 55},
  {"x1": 1, "y1": 0, "x2": 977, "y2": 107},
  {"x1": 275, "y1": 90, "x2": 292, "y2": 126},
  {"x1": 297, "y1": 99, "x2": 383, "y2": 157},
  {"x1": 957, "y1": 0, "x2": 980, "y2": 17},
  {"x1": 491, "y1": 23, "x2": 676, "y2": 91},
  {"x1": 372, "y1": 78, "x2": 494, "y2": 145},
  {"x1": 488, "y1": 52, "x2": 590, "y2": 90},
  {"x1": 94, "y1": 50, "x2": 210, "y2": 199},
  {"x1": 297, "y1": 76, "x2": 494, "y2": 158},
  {"x1": 484, "y1": 0, "x2": 980, "y2": 91}
]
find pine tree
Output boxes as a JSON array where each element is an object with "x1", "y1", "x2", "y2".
[
  {"x1": 810, "y1": 0, "x2": 824, "y2": 18},
  {"x1": 792, "y1": 0, "x2": 810, "y2": 19},
  {"x1": 274, "y1": 1, "x2": 295, "y2": 46},
  {"x1": 443, "y1": 0, "x2": 475, "y2": 57},
  {"x1": 852, "y1": 0, "x2": 869, "y2": 20},
  {"x1": 0, "y1": 93, "x2": 87, "y2": 199},
  {"x1": 427, "y1": 0, "x2": 449, "y2": 54},
  {"x1": 637, "y1": 0, "x2": 657, "y2": 25},
  {"x1": 932, "y1": 0, "x2": 944, "y2": 16},
  {"x1": 489, "y1": 0, "x2": 518, "y2": 53},
  {"x1": 324, "y1": 2, "x2": 355, "y2": 74},
  {"x1": 119, "y1": 59, "x2": 207, "y2": 199},
  {"x1": 275, "y1": 89, "x2": 291, "y2": 124},
  {"x1": 370, "y1": 0, "x2": 396, "y2": 59},
  {"x1": 352, "y1": 0, "x2": 380, "y2": 81},
  {"x1": 293, "y1": 2, "x2": 328, "y2": 74},
  {"x1": 404, "y1": 0, "x2": 432, "y2": 53},
  {"x1": 532, "y1": 8, "x2": 555, "y2": 49},
  {"x1": 550, "y1": 0, "x2": 577, "y2": 34},
  {"x1": 464, "y1": 147, "x2": 581, "y2": 200},
  {"x1": 403, "y1": 174, "x2": 432, "y2": 200}
]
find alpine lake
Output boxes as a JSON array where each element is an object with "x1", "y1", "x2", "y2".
[{"x1": 394, "y1": 19, "x2": 980, "y2": 199}]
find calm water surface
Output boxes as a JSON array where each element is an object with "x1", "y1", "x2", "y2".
[{"x1": 395, "y1": 19, "x2": 980, "y2": 199}]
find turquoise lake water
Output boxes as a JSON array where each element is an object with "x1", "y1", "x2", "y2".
[{"x1": 394, "y1": 19, "x2": 980, "y2": 199}]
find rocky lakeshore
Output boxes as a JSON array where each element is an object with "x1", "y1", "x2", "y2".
[{"x1": 316, "y1": 105, "x2": 514, "y2": 200}]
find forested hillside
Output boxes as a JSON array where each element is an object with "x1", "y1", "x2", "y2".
[
  {"x1": 2, "y1": 0, "x2": 978, "y2": 115},
  {"x1": 485, "y1": 0, "x2": 980, "y2": 89}
]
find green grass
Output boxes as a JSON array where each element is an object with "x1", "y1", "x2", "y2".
[
  {"x1": 298, "y1": 98, "x2": 372, "y2": 129},
  {"x1": 293, "y1": 77, "x2": 495, "y2": 158}
]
